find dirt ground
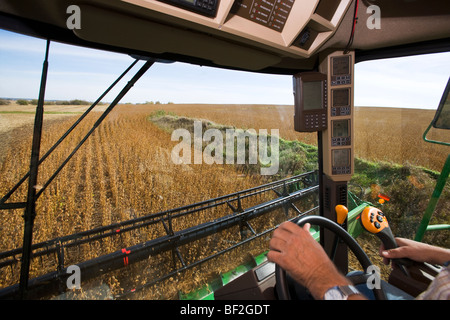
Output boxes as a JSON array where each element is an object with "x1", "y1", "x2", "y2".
[{"x1": 0, "y1": 103, "x2": 106, "y2": 163}]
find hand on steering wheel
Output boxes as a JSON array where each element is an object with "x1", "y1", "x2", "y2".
[{"x1": 268, "y1": 215, "x2": 386, "y2": 300}]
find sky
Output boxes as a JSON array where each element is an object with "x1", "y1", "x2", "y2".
[{"x1": 0, "y1": 28, "x2": 449, "y2": 109}]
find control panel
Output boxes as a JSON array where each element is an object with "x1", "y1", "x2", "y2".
[
  {"x1": 331, "y1": 119, "x2": 351, "y2": 146},
  {"x1": 293, "y1": 72, "x2": 328, "y2": 132},
  {"x1": 320, "y1": 51, "x2": 355, "y2": 181},
  {"x1": 122, "y1": 0, "x2": 354, "y2": 67},
  {"x1": 360, "y1": 206, "x2": 413, "y2": 271},
  {"x1": 231, "y1": 0, "x2": 296, "y2": 32},
  {"x1": 331, "y1": 88, "x2": 351, "y2": 117},
  {"x1": 360, "y1": 206, "x2": 390, "y2": 235},
  {"x1": 157, "y1": 0, "x2": 219, "y2": 17},
  {"x1": 330, "y1": 55, "x2": 352, "y2": 86}
]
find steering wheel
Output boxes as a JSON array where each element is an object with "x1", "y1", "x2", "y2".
[{"x1": 275, "y1": 215, "x2": 386, "y2": 300}]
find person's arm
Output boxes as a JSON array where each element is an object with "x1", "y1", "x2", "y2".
[
  {"x1": 267, "y1": 221, "x2": 366, "y2": 300},
  {"x1": 380, "y1": 237, "x2": 450, "y2": 266}
]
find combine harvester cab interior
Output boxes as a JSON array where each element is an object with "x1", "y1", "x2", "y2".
[{"x1": 0, "y1": 0, "x2": 449, "y2": 302}]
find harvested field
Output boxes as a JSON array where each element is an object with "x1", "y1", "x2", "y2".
[{"x1": 0, "y1": 102, "x2": 447, "y2": 299}]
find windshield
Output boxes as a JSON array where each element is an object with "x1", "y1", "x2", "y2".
[{"x1": 0, "y1": 30, "x2": 448, "y2": 299}]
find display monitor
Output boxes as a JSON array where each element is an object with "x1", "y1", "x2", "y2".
[
  {"x1": 332, "y1": 56, "x2": 350, "y2": 76},
  {"x1": 293, "y1": 72, "x2": 327, "y2": 132},
  {"x1": 332, "y1": 149, "x2": 349, "y2": 166},
  {"x1": 157, "y1": 0, "x2": 219, "y2": 17},
  {"x1": 332, "y1": 149, "x2": 351, "y2": 175},
  {"x1": 322, "y1": 51, "x2": 354, "y2": 181},
  {"x1": 332, "y1": 88, "x2": 350, "y2": 106},
  {"x1": 331, "y1": 88, "x2": 351, "y2": 116},
  {"x1": 331, "y1": 119, "x2": 350, "y2": 146},
  {"x1": 332, "y1": 119, "x2": 349, "y2": 137},
  {"x1": 330, "y1": 55, "x2": 352, "y2": 86},
  {"x1": 303, "y1": 81, "x2": 324, "y2": 110}
]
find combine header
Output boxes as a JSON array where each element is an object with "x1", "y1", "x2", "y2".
[{"x1": 0, "y1": 171, "x2": 319, "y2": 299}]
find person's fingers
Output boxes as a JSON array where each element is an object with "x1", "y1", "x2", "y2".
[
  {"x1": 303, "y1": 223, "x2": 311, "y2": 232},
  {"x1": 271, "y1": 221, "x2": 304, "y2": 244},
  {"x1": 266, "y1": 249, "x2": 281, "y2": 263},
  {"x1": 394, "y1": 237, "x2": 411, "y2": 247},
  {"x1": 268, "y1": 237, "x2": 286, "y2": 252},
  {"x1": 269, "y1": 222, "x2": 302, "y2": 265},
  {"x1": 277, "y1": 221, "x2": 302, "y2": 234},
  {"x1": 378, "y1": 242, "x2": 390, "y2": 265},
  {"x1": 379, "y1": 238, "x2": 412, "y2": 264},
  {"x1": 277, "y1": 221, "x2": 313, "y2": 240},
  {"x1": 381, "y1": 245, "x2": 410, "y2": 260},
  {"x1": 268, "y1": 220, "x2": 314, "y2": 266},
  {"x1": 267, "y1": 238, "x2": 293, "y2": 267}
]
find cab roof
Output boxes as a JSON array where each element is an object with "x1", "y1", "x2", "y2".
[{"x1": 0, "y1": 0, "x2": 449, "y2": 73}]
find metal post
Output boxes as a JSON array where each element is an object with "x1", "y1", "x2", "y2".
[
  {"x1": 415, "y1": 154, "x2": 450, "y2": 242},
  {"x1": 318, "y1": 132, "x2": 349, "y2": 273},
  {"x1": 318, "y1": 131, "x2": 324, "y2": 228},
  {"x1": 19, "y1": 39, "x2": 50, "y2": 299}
]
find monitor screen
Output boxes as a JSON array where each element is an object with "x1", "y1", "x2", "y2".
[
  {"x1": 332, "y1": 56, "x2": 350, "y2": 76},
  {"x1": 332, "y1": 149, "x2": 350, "y2": 167},
  {"x1": 303, "y1": 81, "x2": 323, "y2": 110},
  {"x1": 332, "y1": 88, "x2": 350, "y2": 107},
  {"x1": 332, "y1": 119, "x2": 349, "y2": 138}
]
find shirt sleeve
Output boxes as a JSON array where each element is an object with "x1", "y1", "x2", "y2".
[{"x1": 416, "y1": 265, "x2": 450, "y2": 300}]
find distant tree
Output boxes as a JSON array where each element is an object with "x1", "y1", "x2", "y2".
[
  {"x1": 70, "y1": 99, "x2": 90, "y2": 105},
  {"x1": 0, "y1": 99, "x2": 10, "y2": 105},
  {"x1": 16, "y1": 99, "x2": 28, "y2": 105}
]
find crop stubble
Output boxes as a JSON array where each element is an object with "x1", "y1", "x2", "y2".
[{"x1": 0, "y1": 106, "x2": 282, "y2": 297}]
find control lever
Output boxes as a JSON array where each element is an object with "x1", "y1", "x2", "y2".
[
  {"x1": 335, "y1": 204, "x2": 348, "y2": 225},
  {"x1": 330, "y1": 205, "x2": 349, "y2": 261},
  {"x1": 360, "y1": 206, "x2": 413, "y2": 274}
]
